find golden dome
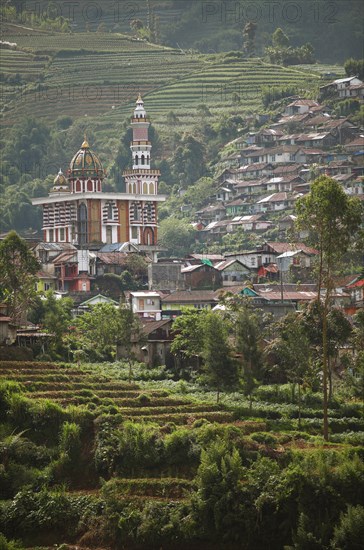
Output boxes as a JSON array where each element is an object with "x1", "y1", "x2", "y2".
[{"x1": 69, "y1": 138, "x2": 104, "y2": 178}]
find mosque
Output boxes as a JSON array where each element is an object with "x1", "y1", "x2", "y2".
[{"x1": 32, "y1": 95, "x2": 164, "y2": 248}]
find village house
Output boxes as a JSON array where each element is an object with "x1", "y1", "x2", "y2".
[
  {"x1": 148, "y1": 259, "x2": 185, "y2": 291},
  {"x1": 195, "y1": 204, "x2": 226, "y2": 224},
  {"x1": 0, "y1": 304, "x2": 17, "y2": 345},
  {"x1": 118, "y1": 319, "x2": 174, "y2": 368},
  {"x1": 272, "y1": 112, "x2": 313, "y2": 129},
  {"x1": 181, "y1": 263, "x2": 222, "y2": 290},
  {"x1": 161, "y1": 290, "x2": 218, "y2": 317},
  {"x1": 53, "y1": 248, "x2": 93, "y2": 292},
  {"x1": 262, "y1": 241, "x2": 318, "y2": 263},
  {"x1": 231, "y1": 215, "x2": 274, "y2": 233},
  {"x1": 253, "y1": 192, "x2": 297, "y2": 213},
  {"x1": 237, "y1": 162, "x2": 274, "y2": 179},
  {"x1": 319, "y1": 76, "x2": 363, "y2": 99},
  {"x1": 36, "y1": 271, "x2": 58, "y2": 292},
  {"x1": 255, "y1": 128, "x2": 284, "y2": 146},
  {"x1": 225, "y1": 198, "x2": 248, "y2": 217},
  {"x1": 233, "y1": 179, "x2": 268, "y2": 198},
  {"x1": 284, "y1": 99, "x2": 321, "y2": 116},
  {"x1": 214, "y1": 258, "x2": 251, "y2": 285},
  {"x1": 127, "y1": 290, "x2": 162, "y2": 321},
  {"x1": 95, "y1": 252, "x2": 128, "y2": 277},
  {"x1": 74, "y1": 294, "x2": 119, "y2": 315}
]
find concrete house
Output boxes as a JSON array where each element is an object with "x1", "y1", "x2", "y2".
[{"x1": 128, "y1": 290, "x2": 162, "y2": 320}]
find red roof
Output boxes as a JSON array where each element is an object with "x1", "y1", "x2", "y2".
[{"x1": 347, "y1": 279, "x2": 364, "y2": 288}]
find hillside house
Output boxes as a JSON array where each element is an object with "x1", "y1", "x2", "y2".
[
  {"x1": 284, "y1": 99, "x2": 321, "y2": 116},
  {"x1": 238, "y1": 162, "x2": 274, "y2": 179},
  {"x1": 224, "y1": 250, "x2": 270, "y2": 271},
  {"x1": 233, "y1": 179, "x2": 268, "y2": 197},
  {"x1": 254, "y1": 192, "x2": 297, "y2": 213},
  {"x1": 148, "y1": 259, "x2": 185, "y2": 291},
  {"x1": 345, "y1": 136, "x2": 364, "y2": 153},
  {"x1": 181, "y1": 263, "x2": 222, "y2": 290},
  {"x1": 0, "y1": 304, "x2": 17, "y2": 345},
  {"x1": 34, "y1": 242, "x2": 77, "y2": 275},
  {"x1": 344, "y1": 177, "x2": 364, "y2": 195},
  {"x1": 272, "y1": 164, "x2": 304, "y2": 178},
  {"x1": 119, "y1": 319, "x2": 174, "y2": 368},
  {"x1": 215, "y1": 186, "x2": 234, "y2": 202},
  {"x1": 272, "y1": 112, "x2": 313, "y2": 129},
  {"x1": 345, "y1": 278, "x2": 364, "y2": 314},
  {"x1": 196, "y1": 204, "x2": 226, "y2": 224},
  {"x1": 225, "y1": 198, "x2": 247, "y2": 217},
  {"x1": 53, "y1": 249, "x2": 93, "y2": 292},
  {"x1": 95, "y1": 252, "x2": 128, "y2": 276},
  {"x1": 232, "y1": 215, "x2": 274, "y2": 233},
  {"x1": 75, "y1": 294, "x2": 119, "y2": 315},
  {"x1": 214, "y1": 258, "x2": 251, "y2": 285},
  {"x1": 36, "y1": 271, "x2": 58, "y2": 292},
  {"x1": 161, "y1": 290, "x2": 217, "y2": 317},
  {"x1": 200, "y1": 220, "x2": 232, "y2": 240},
  {"x1": 255, "y1": 128, "x2": 284, "y2": 146},
  {"x1": 319, "y1": 76, "x2": 363, "y2": 99},
  {"x1": 128, "y1": 291, "x2": 162, "y2": 321}
]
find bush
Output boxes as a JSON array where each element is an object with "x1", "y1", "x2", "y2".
[{"x1": 331, "y1": 505, "x2": 364, "y2": 549}]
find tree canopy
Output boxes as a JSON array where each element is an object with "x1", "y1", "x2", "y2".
[{"x1": 0, "y1": 231, "x2": 40, "y2": 323}]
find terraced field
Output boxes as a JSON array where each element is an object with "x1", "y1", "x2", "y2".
[
  {"x1": 1, "y1": 22, "x2": 324, "y2": 140},
  {"x1": 1, "y1": 360, "x2": 363, "y2": 547}
]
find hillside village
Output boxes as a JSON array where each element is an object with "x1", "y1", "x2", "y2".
[
  {"x1": 1, "y1": 4, "x2": 364, "y2": 548},
  {"x1": 1, "y1": 79, "x2": 363, "y2": 360}
]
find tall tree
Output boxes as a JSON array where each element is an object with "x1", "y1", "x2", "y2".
[
  {"x1": 0, "y1": 231, "x2": 40, "y2": 324},
  {"x1": 117, "y1": 305, "x2": 145, "y2": 383},
  {"x1": 295, "y1": 176, "x2": 363, "y2": 440},
  {"x1": 202, "y1": 312, "x2": 238, "y2": 402},
  {"x1": 71, "y1": 303, "x2": 122, "y2": 361},
  {"x1": 171, "y1": 307, "x2": 208, "y2": 374},
  {"x1": 242, "y1": 21, "x2": 257, "y2": 56},
  {"x1": 236, "y1": 305, "x2": 263, "y2": 410},
  {"x1": 265, "y1": 313, "x2": 312, "y2": 427},
  {"x1": 272, "y1": 28, "x2": 290, "y2": 48}
]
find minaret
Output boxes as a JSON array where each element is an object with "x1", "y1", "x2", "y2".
[
  {"x1": 123, "y1": 95, "x2": 161, "y2": 246},
  {"x1": 131, "y1": 93, "x2": 151, "y2": 170}
]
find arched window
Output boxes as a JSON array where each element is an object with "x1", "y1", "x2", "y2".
[
  {"x1": 141, "y1": 154, "x2": 145, "y2": 165},
  {"x1": 149, "y1": 182, "x2": 155, "y2": 194},
  {"x1": 134, "y1": 155, "x2": 138, "y2": 165},
  {"x1": 78, "y1": 203, "x2": 88, "y2": 245},
  {"x1": 87, "y1": 179, "x2": 93, "y2": 192},
  {"x1": 143, "y1": 182, "x2": 148, "y2": 194},
  {"x1": 76, "y1": 180, "x2": 81, "y2": 192}
]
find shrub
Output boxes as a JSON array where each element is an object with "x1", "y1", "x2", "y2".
[
  {"x1": 164, "y1": 428, "x2": 200, "y2": 466},
  {"x1": 0, "y1": 381, "x2": 24, "y2": 416},
  {"x1": 331, "y1": 505, "x2": 364, "y2": 549}
]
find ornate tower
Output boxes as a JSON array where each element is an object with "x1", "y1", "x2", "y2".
[{"x1": 123, "y1": 95, "x2": 161, "y2": 246}]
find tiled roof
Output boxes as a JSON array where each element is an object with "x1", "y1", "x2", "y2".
[
  {"x1": 265, "y1": 242, "x2": 318, "y2": 255},
  {"x1": 161, "y1": 290, "x2": 217, "y2": 303},
  {"x1": 96, "y1": 252, "x2": 128, "y2": 265},
  {"x1": 52, "y1": 251, "x2": 77, "y2": 264},
  {"x1": 141, "y1": 319, "x2": 172, "y2": 335}
]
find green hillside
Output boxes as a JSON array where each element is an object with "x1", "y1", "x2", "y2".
[
  {"x1": 0, "y1": 360, "x2": 363, "y2": 548},
  {"x1": 1, "y1": 29, "x2": 324, "y2": 132}
]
